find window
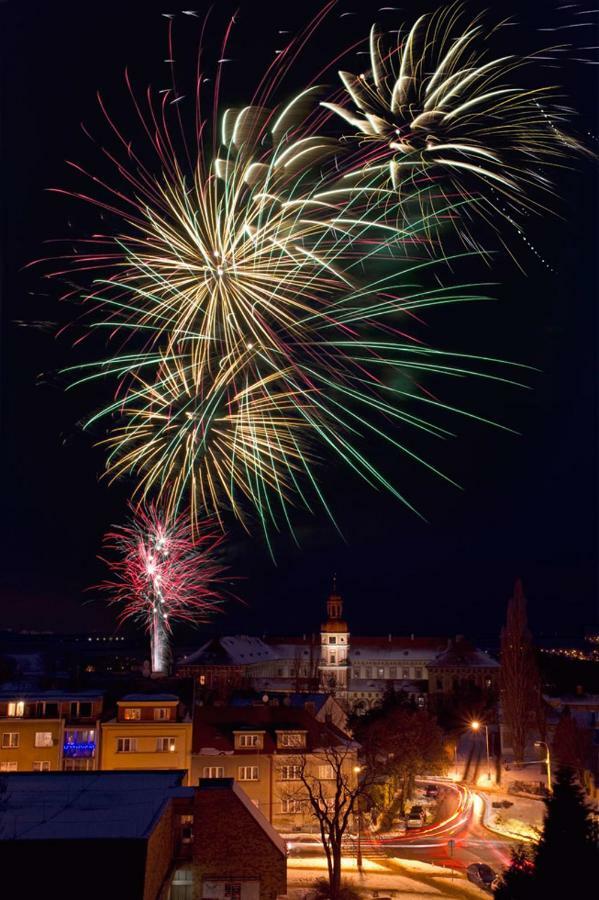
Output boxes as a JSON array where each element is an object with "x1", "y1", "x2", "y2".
[
  {"x1": 199, "y1": 675, "x2": 206, "y2": 685},
  {"x1": 180, "y1": 814, "x2": 193, "y2": 844},
  {"x1": 389, "y1": 667, "x2": 397, "y2": 679},
  {"x1": 32, "y1": 761, "x2": 50, "y2": 772},
  {"x1": 35, "y1": 732, "x2": 53, "y2": 748},
  {"x1": 0, "y1": 762, "x2": 17, "y2": 772},
  {"x1": 280, "y1": 765, "x2": 302, "y2": 781},
  {"x1": 329, "y1": 636, "x2": 336, "y2": 644},
  {"x1": 156, "y1": 736, "x2": 176, "y2": 753},
  {"x1": 415, "y1": 668, "x2": 423, "y2": 680},
  {"x1": 329, "y1": 652, "x2": 336, "y2": 664},
  {"x1": 116, "y1": 737, "x2": 137, "y2": 753},
  {"x1": 7, "y1": 701, "x2": 24, "y2": 717},
  {"x1": 154, "y1": 707, "x2": 171, "y2": 720},
  {"x1": 202, "y1": 766, "x2": 224, "y2": 778},
  {"x1": 238, "y1": 765, "x2": 259, "y2": 781},
  {"x1": 353, "y1": 668, "x2": 361, "y2": 678},
  {"x1": 43, "y1": 703, "x2": 59, "y2": 718},
  {"x1": 282, "y1": 798, "x2": 302, "y2": 814},
  {"x1": 402, "y1": 667, "x2": 410, "y2": 678},
  {"x1": 278, "y1": 732, "x2": 306, "y2": 749},
  {"x1": 318, "y1": 764, "x2": 335, "y2": 780},
  {"x1": 364, "y1": 668, "x2": 372, "y2": 678},
  {"x1": 1, "y1": 733, "x2": 19, "y2": 749},
  {"x1": 378, "y1": 668, "x2": 384, "y2": 678},
  {"x1": 236, "y1": 733, "x2": 262, "y2": 749},
  {"x1": 124, "y1": 707, "x2": 141, "y2": 721},
  {"x1": 64, "y1": 758, "x2": 94, "y2": 771}
]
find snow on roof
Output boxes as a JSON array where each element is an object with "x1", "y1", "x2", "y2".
[
  {"x1": 0, "y1": 771, "x2": 192, "y2": 841},
  {"x1": 182, "y1": 636, "x2": 277, "y2": 666}
]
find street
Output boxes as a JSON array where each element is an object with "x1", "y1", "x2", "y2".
[{"x1": 287, "y1": 780, "x2": 516, "y2": 878}]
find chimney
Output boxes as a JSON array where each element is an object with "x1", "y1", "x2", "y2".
[
  {"x1": 411, "y1": 633, "x2": 414, "y2": 641},
  {"x1": 388, "y1": 633, "x2": 392, "y2": 643}
]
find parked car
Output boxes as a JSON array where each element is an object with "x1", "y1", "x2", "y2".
[
  {"x1": 425, "y1": 784, "x2": 439, "y2": 798},
  {"x1": 466, "y1": 863, "x2": 497, "y2": 891},
  {"x1": 409, "y1": 805, "x2": 424, "y2": 816},
  {"x1": 406, "y1": 812, "x2": 425, "y2": 829}
]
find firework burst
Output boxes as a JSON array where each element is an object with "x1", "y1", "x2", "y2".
[
  {"x1": 322, "y1": 4, "x2": 587, "y2": 254},
  {"x1": 99, "y1": 503, "x2": 228, "y2": 672}
]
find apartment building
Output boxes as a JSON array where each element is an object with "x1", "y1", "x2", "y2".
[
  {"x1": 100, "y1": 693, "x2": 192, "y2": 782},
  {"x1": 0, "y1": 690, "x2": 103, "y2": 772},
  {"x1": 191, "y1": 704, "x2": 358, "y2": 832}
]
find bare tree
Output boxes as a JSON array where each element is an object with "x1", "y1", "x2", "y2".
[
  {"x1": 286, "y1": 740, "x2": 369, "y2": 899},
  {"x1": 500, "y1": 579, "x2": 540, "y2": 764}
]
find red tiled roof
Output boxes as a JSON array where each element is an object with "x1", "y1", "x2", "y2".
[{"x1": 192, "y1": 704, "x2": 354, "y2": 754}]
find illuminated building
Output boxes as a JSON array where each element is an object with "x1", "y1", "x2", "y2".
[
  {"x1": 100, "y1": 693, "x2": 192, "y2": 782},
  {"x1": 0, "y1": 690, "x2": 102, "y2": 772}
]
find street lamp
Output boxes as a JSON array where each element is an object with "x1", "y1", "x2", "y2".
[
  {"x1": 534, "y1": 741, "x2": 552, "y2": 794},
  {"x1": 353, "y1": 765, "x2": 363, "y2": 874},
  {"x1": 470, "y1": 720, "x2": 492, "y2": 782}
]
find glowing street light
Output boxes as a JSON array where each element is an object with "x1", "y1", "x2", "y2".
[
  {"x1": 470, "y1": 720, "x2": 492, "y2": 782},
  {"x1": 534, "y1": 740, "x2": 552, "y2": 794}
]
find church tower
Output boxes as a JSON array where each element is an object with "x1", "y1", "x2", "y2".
[{"x1": 319, "y1": 577, "x2": 350, "y2": 693}]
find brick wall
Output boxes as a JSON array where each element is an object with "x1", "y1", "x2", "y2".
[{"x1": 192, "y1": 780, "x2": 286, "y2": 900}]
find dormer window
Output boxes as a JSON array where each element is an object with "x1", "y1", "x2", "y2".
[
  {"x1": 154, "y1": 707, "x2": 170, "y2": 721},
  {"x1": 124, "y1": 708, "x2": 141, "y2": 721},
  {"x1": 7, "y1": 702, "x2": 24, "y2": 718},
  {"x1": 235, "y1": 733, "x2": 263, "y2": 749},
  {"x1": 277, "y1": 732, "x2": 306, "y2": 749}
]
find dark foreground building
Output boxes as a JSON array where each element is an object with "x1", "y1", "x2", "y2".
[{"x1": 0, "y1": 770, "x2": 286, "y2": 900}]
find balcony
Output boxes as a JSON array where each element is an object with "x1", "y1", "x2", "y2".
[{"x1": 63, "y1": 741, "x2": 96, "y2": 758}]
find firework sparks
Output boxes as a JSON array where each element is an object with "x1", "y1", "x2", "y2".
[
  {"x1": 322, "y1": 4, "x2": 587, "y2": 254},
  {"x1": 38, "y1": 8, "x2": 541, "y2": 543},
  {"x1": 99, "y1": 504, "x2": 228, "y2": 672}
]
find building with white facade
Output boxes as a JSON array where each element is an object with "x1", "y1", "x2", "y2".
[{"x1": 179, "y1": 588, "x2": 499, "y2": 709}]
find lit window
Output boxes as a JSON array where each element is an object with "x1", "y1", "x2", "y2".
[
  {"x1": 238, "y1": 766, "x2": 259, "y2": 781},
  {"x1": 199, "y1": 675, "x2": 206, "y2": 685},
  {"x1": 156, "y1": 736, "x2": 176, "y2": 753},
  {"x1": 378, "y1": 668, "x2": 384, "y2": 678},
  {"x1": 124, "y1": 708, "x2": 141, "y2": 721},
  {"x1": 32, "y1": 761, "x2": 50, "y2": 772},
  {"x1": 278, "y1": 732, "x2": 306, "y2": 749},
  {"x1": 202, "y1": 766, "x2": 224, "y2": 778},
  {"x1": 116, "y1": 737, "x2": 137, "y2": 753},
  {"x1": 1, "y1": 733, "x2": 19, "y2": 749},
  {"x1": 237, "y1": 733, "x2": 262, "y2": 749},
  {"x1": 35, "y1": 732, "x2": 53, "y2": 748},
  {"x1": 154, "y1": 707, "x2": 170, "y2": 721},
  {"x1": 318, "y1": 765, "x2": 335, "y2": 780},
  {"x1": 0, "y1": 761, "x2": 17, "y2": 772},
  {"x1": 280, "y1": 765, "x2": 302, "y2": 781},
  {"x1": 7, "y1": 702, "x2": 24, "y2": 717}
]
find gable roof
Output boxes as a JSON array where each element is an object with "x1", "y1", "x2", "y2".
[{"x1": 193, "y1": 704, "x2": 355, "y2": 754}]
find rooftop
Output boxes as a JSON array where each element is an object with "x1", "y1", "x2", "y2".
[
  {"x1": 0, "y1": 770, "x2": 192, "y2": 841},
  {"x1": 119, "y1": 694, "x2": 179, "y2": 703}
]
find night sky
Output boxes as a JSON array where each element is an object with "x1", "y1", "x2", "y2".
[{"x1": 1, "y1": 0, "x2": 597, "y2": 641}]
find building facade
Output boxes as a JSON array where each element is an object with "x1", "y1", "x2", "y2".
[
  {"x1": 191, "y1": 705, "x2": 358, "y2": 832},
  {"x1": 179, "y1": 589, "x2": 499, "y2": 710},
  {"x1": 100, "y1": 693, "x2": 192, "y2": 783},
  {"x1": 0, "y1": 690, "x2": 102, "y2": 772}
]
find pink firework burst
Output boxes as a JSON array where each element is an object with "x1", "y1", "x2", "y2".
[{"x1": 99, "y1": 503, "x2": 229, "y2": 672}]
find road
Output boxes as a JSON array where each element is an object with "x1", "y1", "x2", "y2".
[{"x1": 287, "y1": 780, "x2": 516, "y2": 878}]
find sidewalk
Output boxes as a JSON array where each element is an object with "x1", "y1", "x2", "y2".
[
  {"x1": 478, "y1": 790, "x2": 543, "y2": 842},
  {"x1": 287, "y1": 857, "x2": 488, "y2": 899}
]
